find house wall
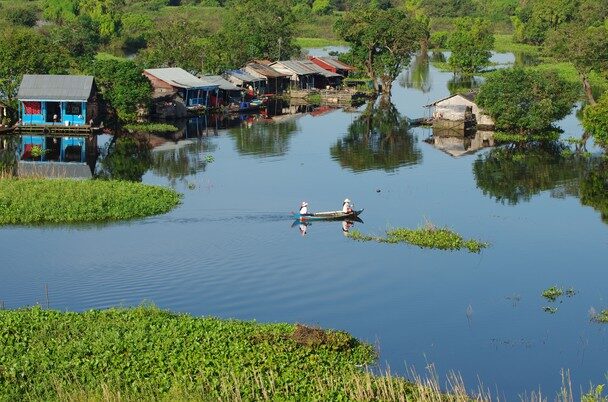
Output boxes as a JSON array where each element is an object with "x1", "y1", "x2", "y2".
[
  {"x1": 433, "y1": 95, "x2": 495, "y2": 128},
  {"x1": 21, "y1": 101, "x2": 88, "y2": 126}
]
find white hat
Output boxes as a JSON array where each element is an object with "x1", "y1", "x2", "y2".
[
  {"x1": 343, "y1": 198, "x2": 351, "y2": 203},
  {"x1": 301, "y1": 201, "x2": 308, "y2": 207}
]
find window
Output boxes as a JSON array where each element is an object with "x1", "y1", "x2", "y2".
[
  {"x1": 66, "y1": 102, "x2": 82, "y2": 116},
  {"x1": 23, "y1": 101, "x2": 41, "y2": 114}
]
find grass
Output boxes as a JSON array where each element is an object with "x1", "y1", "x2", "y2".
[
  {"x1": 348, "y1": 221, "x2": 488, "y2": 253},
  {"x1": 123, "y1": 123, "x2": 179, "y2": 134},
  {"x1": 493, "y1": 34, "x2": 540, "y2": 55},
  {"x1": 542, "y1": 286, "x2": 564, "y2": 302},
  {"x1": 591, "y1": 309, "x2": 608, "y2": 323},
  {"x1": 0, "y1": 179, "x2": 181, "y2": 225},
  {"x1": 305, "y1": 93, "x2": 322, "y2": 104},
  {"x1": 295, "y1": 37, "x2": 347, "y2": 48}
]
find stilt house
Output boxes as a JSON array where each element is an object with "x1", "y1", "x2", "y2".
[
  {"x1": 244, "y1": 63, "x2": 290, "y2": 95},
  {"x1": 308, "y1": 56, "x2": 355, "y2": 77},
  {"x1": 425, "y1": 92, "x2": 495, "y2": 131}
]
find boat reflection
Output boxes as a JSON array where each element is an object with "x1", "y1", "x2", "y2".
[{"x1": 291, "y1": 216, "x2": 363, "y2": 237}]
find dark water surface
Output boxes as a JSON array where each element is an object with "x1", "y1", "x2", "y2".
[{"x1": 1, "y1": 53, "x2": 607, "y2": 398}]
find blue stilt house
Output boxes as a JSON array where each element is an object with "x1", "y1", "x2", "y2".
[{"x1": 17, "y1": 75, "x2": 97, "y2": 127}]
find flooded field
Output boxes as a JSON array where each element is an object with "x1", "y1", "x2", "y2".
[{"x1": 1, "y1": 52, "x2": 607, "y2": 398}]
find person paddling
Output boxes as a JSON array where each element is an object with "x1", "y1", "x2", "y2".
[
  {"x1": 342, "y1": 198, "x2": 353, "y2": 214},
  {"x1": 299, "y1": 201, "x2": 309, "y2": 215}
]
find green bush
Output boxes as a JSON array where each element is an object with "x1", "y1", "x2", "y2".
[{"x1": 0, "y1": 179, "x2": 181, "y2": 225}]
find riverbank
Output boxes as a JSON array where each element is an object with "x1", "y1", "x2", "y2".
[
  {"x1": 0, "y1": 306, "x2": 416, "y2": 401},
  {"x1": 0, "y1": 179, "x2": 181, "y2": 225}
]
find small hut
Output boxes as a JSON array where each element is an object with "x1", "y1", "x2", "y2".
[
  {"x1": 17, "y1": 75, "x2": 98, "y2": 127},
  {"x1": 244, "y1": 63, "x2": 290, "y2": 95},
  {"x1": 198, "y1": 75, "x2": 243, "y2": 106},
  {"x1": 144, "y1": 68, "x2": 219, "y2": 117},
  {"x1": 425, "y1": 92, "x2": 495, "y2": 132},
  {"x1": 224, "y1": 70, "x2": 266, "y2": 97},
  {"x1": 269, "y1": 60, "x2": 319, "y2": 90},
  {"x1": 299, "y1": 60, "x2": 342, "y2": 89}
]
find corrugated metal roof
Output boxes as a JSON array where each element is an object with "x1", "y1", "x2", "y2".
[
  {"x1": 299, "y1": 60, "x2": 342, "y2": 78},
  {"x1": 225, "y1": 70, "x2": 265, "y2": 83},
  {"x1": 425, "y1": 92, "x2": 478, "y2": 107},
  {"x1": 17, "y1": 75, "x2": 94, "y2": 101},
  {"x1": 145, "y1": 68, "x2": 218, "y2": 89},
  {"x1": 311, "y1": 57, "x2": 355, "y2": 71},
  {"x1": 246, "y1": 63, "x2": 290, "y2": 78},
  {"x1": 198, "y1": 75, "x2": 241, "y2": 91},
  {"x1": 272, "y1": 60, "x2": 317, "y2": 76}
]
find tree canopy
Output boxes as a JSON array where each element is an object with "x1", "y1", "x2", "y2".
[
  {"x1": 476, "y1": 68, "x2": 578, "y2": 134},
  {"x1": 447, "y1": 18, "x2": 494, "y2": 75},
  {"x1": 582, "y1": 93, "x2": 608, "y2": 150}
]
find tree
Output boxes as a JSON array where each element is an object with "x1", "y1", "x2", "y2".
[
  {"x1": 447, "y1": 18, "x2": 494, "y2": 75},
  {"x1": 312, "y1": 0, "x2": 333, "y2": 15},
  {"x1": 477, "y1": 68, "x2": 578, "y2": 135},
  {"x1": 79, "y1": 0, "x2": 124, "y2": 41},
  {"x1": 202, "y1": 0, "x2": 299, "y2": 73},
  {"x1": 3, "y1": 5, "x2": 39, "y2": 27},
  {"x1": 544, "y1": 24, "x2": 608, "y2": 106},
  {"x1": 512, "y1": 0, "x2": 578, "y2": 45},
  {"x1": 47, "y1": 15, "x2": 101, "y2": 63},
  {"x1": 582, "y1": 94, "x2": 608, "y2": 150},
  {"x1": 90, "y1": 59, "x2": 152, "y2": 123},
  {"x1": 0, "y1": 28, "x2": 72, "y2": 104},
  {"x1": 335, "y1": 7, "x2": 423, "y2": 95},
  {"x1": 41, "y1": 0, "x2": 79, "y2": 24},
  {"x1": 418, "y1": 0, "x2": 476, "y2": 18}
]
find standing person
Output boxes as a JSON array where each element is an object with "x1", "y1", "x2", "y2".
[
  {"x1": 342, "y1": 198, "x2": 353, "y2": 214},
  {"x1": 299, "y1": 201, "x2": 309, "y2": 215}
]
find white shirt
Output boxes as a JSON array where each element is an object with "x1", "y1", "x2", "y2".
[
  {"x1": 342, "y1": 203, "x2": 351, "y2": 213},
  {"x1": 299, "y1": 206, "x2": 308, "y2": 214}
]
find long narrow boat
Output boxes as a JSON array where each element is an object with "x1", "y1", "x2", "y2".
[{"x1": 293, "y1": 209, "x2": 364, "y2": 221}]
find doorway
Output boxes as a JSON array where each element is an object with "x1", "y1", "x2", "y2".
[{"x1": 45, "y1": 102, "x2": 61, "y2": 123}]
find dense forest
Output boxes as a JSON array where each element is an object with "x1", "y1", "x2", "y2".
[{"x1": 0, "y1": 0, "x2": 607, "y2": 145}]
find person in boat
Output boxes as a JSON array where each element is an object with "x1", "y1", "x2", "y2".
[
  {"x1": 299, "y1": 201, "x2": 309, "y2": 215},
  {"x1": 342, "y1": 198, "x2": 353, "y2": 214}
]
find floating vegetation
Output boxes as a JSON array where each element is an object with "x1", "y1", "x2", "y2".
[
  {"x1": 543, "y1": 306, "x2": 558, "y2": 314},
  {"x1": 123, "y1": 123, "x2": 179, "y2": 134},
  {"x1": 348, "y1": 222, "x2": 488, "y2": 253},
  {"x1": 590, "y1": 309, "x2": 608, "y2": 324},
  {"x1": 0, "y1": 179, "x2": 181, "y2": 225},
  {"x1": 542, "y1": 286, "x2": 564, "y2": 302},
  {"x1": 204, "y1": 154, "x2": 215, "y2": 163}
]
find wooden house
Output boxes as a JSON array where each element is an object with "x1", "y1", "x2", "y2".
[
  {"x1": 224, "y1": 70, "x2": 266, "y2": 97},
  {"x1": 244, "y1": 63, "x2": 290, "y2": 95},
  {"x1": 198, "y1": 75, "x2": 243, "y2": 106},
  {"x1": 17, "y1": 75, "x2": 98, "y2": 127},
  {"x1": 308, "y1": 56, "x2": 355, "y2": 77},
  {"x1": 425, "y1": 93, "x2": 495, "y2": 131},
  {"x1": 269, "y1": 60, "x2": 319, "y2": 90},
  {"x1": 299, "y1": 60, "x2": 342, "y2": 88},
  {"x1": 144, "y1": 68, "x2": 219, "y2": 112}
]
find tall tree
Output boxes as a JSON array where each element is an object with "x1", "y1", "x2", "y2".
[
  {"x1": 582, "y1": 93, "x2": 608, "y2": 150},
  {"x1": 335, "y1": 7, "x2": 422, "y2": 95},
  {"x1": 447, "y1": 18, "x2": 494, "y2": 75}
]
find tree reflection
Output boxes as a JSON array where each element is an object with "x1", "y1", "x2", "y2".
[
  {"x1": 98, "y1": 136, "x2": 152, "y2": 182},
  {"x1": 473, "y1": 142, "x2": 591, "y2": 205},
  {"x1": 330, "y1": 100, "x2": 422, "y2": 172},
  {"x1": 227, "y1": 119, "x2": 298, "y2": 157},
  {"x1": 399, "y1": 53, "x2": 432, "y2": 93},
  {"x1": 579, "y1": 160, "x2": 608, "y2": 224},
  {"x1": 151, "y1": 139, "x2": 217, "y2": 185},
  {"x1": 447, "y1": 75, "x2": 482, "y2": 94},
  {"x1": 0, "y1": 135, "x2": 18, "y2": 175}
]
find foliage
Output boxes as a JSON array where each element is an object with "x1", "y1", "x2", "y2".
[
  {"x1": 348, "y1": 221, "x2": 488, "y2": 253},
  {"x1": 124, "y1": 123, "x2": 179, "y2": 134},
  {"x1": 591, "y1": 309, "x2": 608, "y2": 324},
  {"x1": 227, "y1": 119, "x2": 298, "y2": 157},
  {"x1": 0, "y1": 28, "x2": 72, "y2": 102},
  {"x1": 582, "y1": 94, "x2": 608, "y2": 149},
  {"x1": 312, "y1": 0, "x2": 333, "y2": 15},
  {"x1": 579, "y1": 160, "x2": 608, "y2": 224},
  {"x1": 2, "y1": 4, "x2": 39, "y2": 27},
  {"x1": 417, "y1": 0, "x2": 476, "y2": 18},
  {"x1": 512, "y1": 0, "x2": 578, "y2": 45},
  {"x1": 542, "y1": 306, "x2": 558, "y2": 314},
  {"x1": 295, "y1": 37, "x2": 346, "y2": 48},
  {"x1": 151, "y1": 139, "x2": 217, "y2": 185},
  {"x1": 29, "y1": 145, "x2": 44, "y2": 159},
  {"x1": 335, "y1": 7, "x2": 423, "y2": 94},
  {"x1": 202, "y1": 0, "x2": 299, "y2": 73},
  {"x1": 582, "y1": 384, "x2": 608, "y2": 402},
  {"x1": 330, "y1": 101, "x2": 421, "y2": 172},
  {"x1": 0, "y1": 179, "x2": 180, "y2": 225},
  {"x1": 46, "y1": 15, "x2": 102, "y2": 62},
  {"x1": 0, "y1": 306, "x2": 383, "y2": 400},
  {"x1": 90, "y1": 59, "x2": 152, "y2": 123},
  {"x1": 98, "y1": 136, "x2": 153, "y2": 182},
  {"x1": 429, "y1": 31, "x2": 449, "y2": 49},
  {"x1": 493, "y1": 34, "x2": 539, "y2": 55},
  {"x1": 447, "y1": 18, "x2": 494, "y2": 75},
  {"x1": 477, "y1": 68, "x2": 578, "y2": 134}
]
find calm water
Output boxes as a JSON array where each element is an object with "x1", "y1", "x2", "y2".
[{"x1": 1, "y1": 52, "x2": 607, "y2": 399}]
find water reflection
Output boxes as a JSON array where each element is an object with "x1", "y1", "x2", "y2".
[
  {"x1": 426, "y1": 130, "x2": 494, "y2": 157},
  {"x1": 227, "y1": 117, "x2": 298, "y2": 158},
  {"x1": 291, "y1": 217, "x2": 363, "y2": 237},
  {"x1": 0, "y1": 135, "x2": 18, "y2": 175},
  {"x1": 472, "y1": 143, "x2": 608, "y2": 224},
  {"x1": 97, "y1": 136, "x2": 152, "y2": 182},
  {"x1": 330, "y1": 101, "x2": 422, "y2": 172},
  {"x1": 447, "y1": 75, "x2": 482, "y2": 95},
  {"x1": 400, "y1": 53, "x2": 432, "y2": 93},
  {"x1": 151, "y1": 138, "x2": 216, "y2": 185}
]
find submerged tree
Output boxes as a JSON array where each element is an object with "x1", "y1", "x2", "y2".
[
  {"x1": 476, "y1": 68, "x2": 578, "y2": 135},
  {"x1": 335, "y1": 7, "x2": 423, "y2": 95},
  {"x1": 330, "y1": 100, "x2": 422, "y2": 172},
  {"x1": 447, "y1": 18, "x2": 494, "y2": 75}
]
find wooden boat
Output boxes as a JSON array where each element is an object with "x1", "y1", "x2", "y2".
[{"x1": 294, "y1": 209, "x2": 363, "y2": 221}]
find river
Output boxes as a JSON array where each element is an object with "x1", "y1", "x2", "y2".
[{"x1": 1, "y1": 51, "x2": 607, "y2": 399}]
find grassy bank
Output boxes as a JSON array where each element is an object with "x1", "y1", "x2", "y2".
[
  {"x1": 493, "y1": 34, "x2": 539, "y2": 55},
  {"x1": 0, "y1": 306, "x2": 394, "y2": 401},
  {"x1": 123, "y1": 123, "x2": 179, "y2": 134},
  {"x1": 0, "y1": 179, "x2": 181, "y2": 225}
]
